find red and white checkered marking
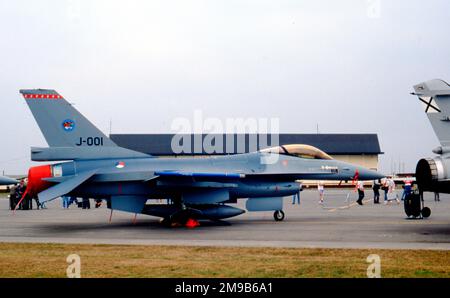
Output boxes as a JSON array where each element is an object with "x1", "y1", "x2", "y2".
[{"x1": 23, "y1": 94, "x2": 63, "y2": 99}]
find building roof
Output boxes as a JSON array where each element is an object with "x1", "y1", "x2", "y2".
[{"x1": 110, "y1": 133, "x2": 383, "y2": 156}]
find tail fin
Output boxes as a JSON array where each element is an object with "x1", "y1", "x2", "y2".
[
  {"x1": 21, "y1": 89, "x2": 116, "y2": 147},
  {"x1": 412, "y1": 79, "x2": 450, "y2": 147},
  {"x1": 21, "y1": 89, "x2": 149, "y2": 161}
]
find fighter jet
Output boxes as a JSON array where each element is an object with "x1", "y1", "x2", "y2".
[
  {"x1": 412, "y1": 79, "x2": 450, "y2": 194},
  {"x1": 0, "y1": 175, "x2": 17, "y2": 185},
  {"x1": 18, "y1": 89, "x2": 384, "y2": 226}
]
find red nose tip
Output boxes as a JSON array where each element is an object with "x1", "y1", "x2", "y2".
[{"x1": 26, "y1": 165, "x2": 53, "y2": 198}]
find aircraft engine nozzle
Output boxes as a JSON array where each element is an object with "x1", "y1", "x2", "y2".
[
  {"x1": 416, "y1": 158, "x2": 448, "y2": 191},
  {"x1": 26, "y1": 165, "x2": 53, "y2": 198}
]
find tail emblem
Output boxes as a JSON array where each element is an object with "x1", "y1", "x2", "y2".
[
  {"x1": 419, "y1": 96, "x2": 441, "y2": 113},
  {"x1": 62, "y1": 119, "x2": 75, "y2": 132}
]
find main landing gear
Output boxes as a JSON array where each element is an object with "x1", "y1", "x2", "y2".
[
  {"x1": 161, "y1": 215, "x2": 200, "y2": 228},
  {"x1": 273, "y1": 210, "x2": 285, "y2": 221},
  {"x1": 161, "y1": 200, "x2": 201, "y2": 228}
]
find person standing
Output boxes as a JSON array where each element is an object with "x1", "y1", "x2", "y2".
[
  {"x1": 372, "y1": 179, "x2": 381, "y2": 204},
  {"x1": 82, "y1": 197, "x2": 91, "y2": 209},
  {"x1": 318, "y1": 181, "x2": 325, "y2": 204},
  {"x1": 401, "y1": 178, "x2": 412, "y2": 201},
  {"x1": 357, "y1": 180, "x2": 365, "y2": 205},
  {"x1": 434, "y1": 192, "x2": 440, "y2": 202},
  {"x1": 16, "y1": 179, "x2": 26, "y2": 210},
  {"x1": 61, "y1": 196, "x2": 70, "y2": 209},
  {"x1": 382, "y1": 179, "x2": 389, "y2": 203},
  {"x1": 292, "y1": 183, "x2": 302, "y2": 205},
  {"x1": 9, "y1": 184, "x2": 17, "y2": 210},
  {"x1": 385, "y1": 178, "x2": 399, "y2": 204}
]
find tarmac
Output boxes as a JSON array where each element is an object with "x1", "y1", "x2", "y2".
[{"x1": 0, "y1": 189, "x2": 449, "y2": 250}]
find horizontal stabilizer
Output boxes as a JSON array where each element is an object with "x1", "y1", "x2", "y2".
[
  {"x1": 31, "y1": 146, "x2": 150, "y2": 161},
  {"x1": 38, "y1": 170, "x2": 97, "y2": 203}
]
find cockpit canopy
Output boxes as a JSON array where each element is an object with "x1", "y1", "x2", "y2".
[{"x1": 259, "y1": 144, "x2": 333, "y2": 160}]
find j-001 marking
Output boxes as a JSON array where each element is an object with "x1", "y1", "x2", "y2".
[{"x1": 76, "y1": 137, "x2": 104, "y2": 146}]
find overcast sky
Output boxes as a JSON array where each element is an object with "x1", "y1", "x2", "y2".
[{"x1": 1, "y1": 0, "x2": 450, "y2": 175}]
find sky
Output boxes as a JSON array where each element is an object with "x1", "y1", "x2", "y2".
[{"x1": 0, "y1": 0, "x2": 449, "y2": 175}]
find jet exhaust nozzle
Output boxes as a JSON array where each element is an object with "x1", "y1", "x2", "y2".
[
  {"x1": 416, "y1": 158, "x2": 445, "y2": 191},
  {"x1": 25, "y1": 165, "x2": 53, "y2": 198}
]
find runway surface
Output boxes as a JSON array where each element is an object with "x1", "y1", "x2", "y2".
[{"x1": 1, "y1": 189, "x2": 449, "y2": 250}]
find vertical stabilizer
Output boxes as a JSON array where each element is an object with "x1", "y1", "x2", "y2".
[
  {"x1": 413, "y1": 79, "x2": 450, "y2": 147},
  {"x1": 20, "y1": 89, "x2": 117, "y2": 148}
]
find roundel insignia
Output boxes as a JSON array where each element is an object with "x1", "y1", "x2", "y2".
[
  {"x1": 115, "y1": 161, "x2": 125, "y2": 169},
  {"x1": 62, "y1": 119, "x2": 75, "y2": 132}
]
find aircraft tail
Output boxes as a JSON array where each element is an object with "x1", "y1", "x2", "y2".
[
  {"x1": 412, "y1": 79, "x2": 450, "y2": 147},
  {"x1": 20, "y1": 89, "x2": 149, "y2": 160}
]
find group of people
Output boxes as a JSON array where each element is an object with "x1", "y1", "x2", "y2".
[
  {"x1": 292, "y1": 178, "x2": 417, "y2": 207},
  {"x1": 8, "y1": 179, "x2": 101, "y2": 211},
  {"x1": 370, "y1": 178, "x2": 401, "y2": 205},
  {"x1": 357, "y1": 177, "x2": 418, "y2": 205},
  {"x1": 60, "y1": 196, "x2": 103, "y2": 209},
  {"x1": 8, "y1": 179, "x2": 44, "y2": 210}
]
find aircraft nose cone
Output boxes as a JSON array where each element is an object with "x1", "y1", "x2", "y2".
[{"x1": 358, "y1": 168, "x2": 385, "y2": 181}]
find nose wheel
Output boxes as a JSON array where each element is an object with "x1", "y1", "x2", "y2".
[{"x1": 273, "y1": 210, "x2": 285, "y2": 221}]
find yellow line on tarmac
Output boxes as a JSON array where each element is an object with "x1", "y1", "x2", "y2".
[{"x1": 328, "y1": 198, "x2": 372, "y2": 212}]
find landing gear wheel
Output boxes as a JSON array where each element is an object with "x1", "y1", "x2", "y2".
[
  {"x1": 421, "y1": 207, "x2": 431, "y2": 218},
  {"x1": 273, "y1": 210, "x2": 285, "y2": 221}
]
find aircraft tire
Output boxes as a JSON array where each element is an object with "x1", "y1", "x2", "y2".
[
  {"x1": 273, "y1": 210, "x2": 285, "y2": 221},
  {"x1": 421, "y1": 207, "x2": 431, "y2": 218}
]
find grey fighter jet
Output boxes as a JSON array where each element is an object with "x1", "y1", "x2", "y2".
[{"x1": 18, "y1": 89, "x2": 384, "y2": 226}]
